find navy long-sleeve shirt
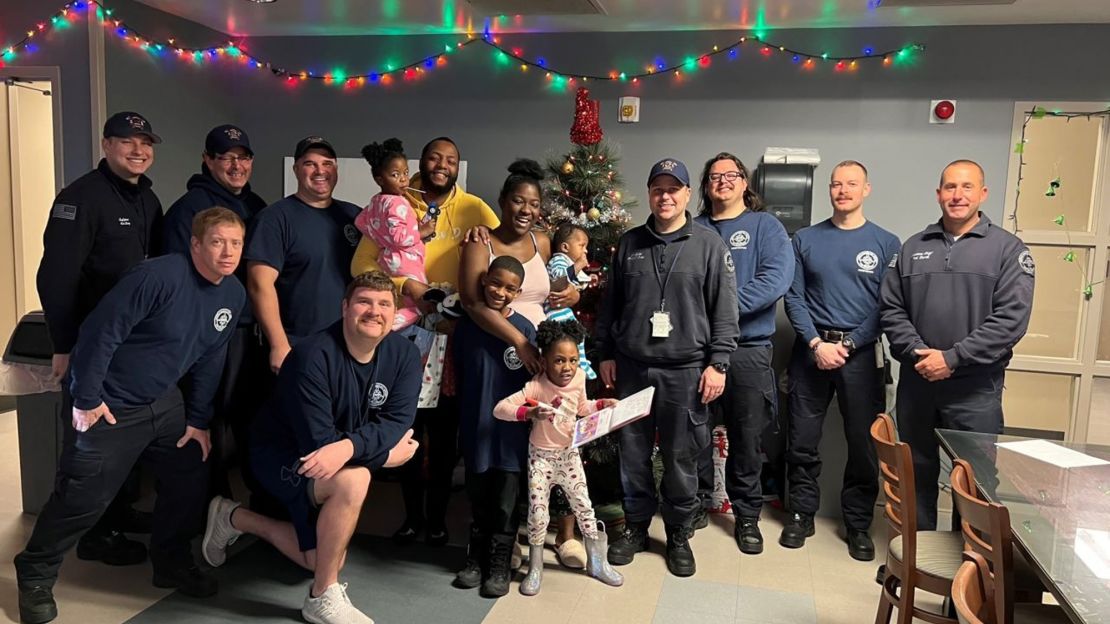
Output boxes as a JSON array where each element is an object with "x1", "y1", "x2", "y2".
[
  {"x1": 785, "y1": 219, "x2": 901, "y2": 347},
  {"x1": 880, "y1": 213, "x2": 1034, "y2": 377},
  {"x1": 37, "y1": 159, "x2": 163, "y2": 353},
  {"x1": 695, "y1": 210, "x2": 793, "y2": 345},
  {"x1": 252, "y1": 323, "x2": 421, "y2": 472},
  {"x1": 244, "y1": 195, "x2": 361, "y2": 344},
  {"x1": 69, "y1": 253, "x2": 245, "y2": 429},
  {"x1": 164, "y1": 170, "x2": 266, "y2": 325}
]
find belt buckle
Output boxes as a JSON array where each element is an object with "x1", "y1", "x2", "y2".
[{"x1": 824, "y1": 330, "x2": 845, "y2": 342}]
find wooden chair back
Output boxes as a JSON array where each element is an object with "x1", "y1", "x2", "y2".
[{"x1": 950, "y1": 460, "x2": 1017, "y2": 623}]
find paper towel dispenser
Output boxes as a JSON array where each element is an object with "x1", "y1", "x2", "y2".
[{"x1": 753, "y1": 163, "x2": 814, "y2": 236}]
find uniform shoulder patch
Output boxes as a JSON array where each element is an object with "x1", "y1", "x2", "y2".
[
  {"x1": 1018, "y1": 250, "x2": 1035, "y2": 276},
  {"x1": 51, "y1": 203, "x2": 77, "y2": 221},
  {"x1": 888, "y1": 253, "x2": 899, "y2": 268},
  {"x1": 724, "y1": 250, "x2": 735, "y2": 273}
]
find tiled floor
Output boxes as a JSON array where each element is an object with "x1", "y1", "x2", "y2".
[{"x1": 0, "y1": 409, "x2": 952, "y2": 623}]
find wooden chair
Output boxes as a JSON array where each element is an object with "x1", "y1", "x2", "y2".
[
  {"x1": 952, "y1": 551, "x2": 1067, "y2": 624},
  {"x1": 872, "y1": 413, "x2": 962, "y2": 624},
  {"x1": 949, "y1": 460, "x2": 1067, "y2": 623}
]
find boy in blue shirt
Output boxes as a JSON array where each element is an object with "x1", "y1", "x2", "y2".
[{"x1": 452, "y1": 255, "x2": 535, "y2": 598}]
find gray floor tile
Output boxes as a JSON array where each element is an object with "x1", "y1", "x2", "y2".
[
  {"x1": 736, "y1": 585, "x2": 817, "y2": 624},
  {"x1": 657, "y1": 575, "x2": 739, "y2": 618}
]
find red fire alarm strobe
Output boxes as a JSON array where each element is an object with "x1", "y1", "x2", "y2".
[{"x1": 931, "y1": 99, "x2": 956, "y2": 124}]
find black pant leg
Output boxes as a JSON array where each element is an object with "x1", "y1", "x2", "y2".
[
  {"x1": 833, "y1": 344, "x2": 886, "y2": 531},
  {"x1": 142, "y1": 392, "x2": 209, "y2": 570},
  {"x1": 489, "y1": 470, "x2": 524, "y2": 539},
  {"x1": 894, "y1": 369, "x2": 941, "y2": 531},
  {"x1": 722, "y1": 345, "x2": 776, "y2": 519},
  {"x1": 207, "y1": 325, "x2": 250, "y2": 498},
  {"x1": 399, "y1": 409, "x2": 430, "y2": 526},
  {"x1": 785, "y1": 340, "x2": 835, "y2": 516},
  {"x1": 651, "y1": 365, "x2": 709, "y2": 527},
  {"x1": 16, "y1": 403, "x2": 154, "y2": 586},
  {"x1": 616, "y1": 356, "x2": 658, "y2": 525},
  {"x1": 425, "y1": 396, "x2": 460, "y2": 528}
]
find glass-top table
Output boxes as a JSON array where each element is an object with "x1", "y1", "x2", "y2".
[{"x1": 936, "y1": 429, "x2": 1110, "y2": 624}]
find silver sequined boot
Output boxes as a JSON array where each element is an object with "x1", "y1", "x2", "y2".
[
  {"x1": 585, "y1": 522, "x2": 624, "y2": 587},
  {"x1": 519, "y1": 544, "x2": 545, "y2": 596}
]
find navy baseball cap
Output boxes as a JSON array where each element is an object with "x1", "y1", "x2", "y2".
[
  {"x1": 103, "y1": 111, "x2": 162, "y2": 144},
  {"x1": 205, "y1": 124, "x2": 253, "y2": 156},
  {"x1": 294, "y1": 136, "x2": 336, "y2": 160},
  {"x1": 647, "y1": 158, "x2": 690, "y2": 187}
]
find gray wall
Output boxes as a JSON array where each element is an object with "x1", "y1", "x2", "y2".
[
  {"x1": 100, "y1": 4, "x2": 1110, "y2": 243},
  {"x1": 3, "y1": 2, "x2": 93, "y2": 185}
]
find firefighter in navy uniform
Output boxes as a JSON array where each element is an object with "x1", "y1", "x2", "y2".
[
  {"x1": 880, "y1": 160, "x2": 1034, "y2": 531},
  {"x1": 16, "y1": 208, "x2": 248, "y2": 624},
  {"x1": 35, "y1": 111, "x2": 165, "y2": 568}
]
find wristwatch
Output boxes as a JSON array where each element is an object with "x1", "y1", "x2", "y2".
[
  {"x1": 711, "y1": 362, "x2": 730, "y2": 374},
  {"x1": 842, "y1": 338, "x2": 856, "y2": 354}
]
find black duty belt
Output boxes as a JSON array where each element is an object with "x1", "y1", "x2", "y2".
[{"x1": 818, "y1": 329, "x2": 853, "y2": 342}]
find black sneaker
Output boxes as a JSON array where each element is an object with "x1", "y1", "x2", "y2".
[
  {"x1": 454, "y1": 526, "x2": 487, "y2": 589},
  {"x1": 480, "y1": 537, "x2": 513, "y2": 598},
  {"x1": 778, "y1": 512, "x2": 815, "y2": 549},
  {"x1": 152, "y1": 565, "x2": 218, "y2": 598},
  {"x1": 692, "y1": 506, "x2": 709, "y2": 531},
  {"x1": 847, "y1": 529, "x2": 875, "y2": 561},
  {"x1": 18, "y1": 585, "x2": 57, "y2": 624},
  {"x1": 426, "y1": 526, "x2": 449, "y2": 547},
  {"x1": 76, "y1": 530, "x2": 147, "y2": 566},
  {"x1": 735, "y1": 516, "x2": 764, "y2": 554},
  {"x1": 607, "y1": 521, "x2": 649, "y2": 566},
  {"x1": 664, "y1": 525, "x2": 696, "y2": 577},
  {"x1": 392, "y1": 521, "x2": 424, "y2": 545}
]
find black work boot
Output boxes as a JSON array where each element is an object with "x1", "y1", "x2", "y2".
[
  {"x1": 152, "y1": 563, "x2": 218, "y2": 598},
  {"x1": 778, "y1": 512, "x2": 815, "y2": 549},
  {"x1": 18, "y1": 585, "x2": 57, "y2": 624},
  {"x1": 607, "y1": 521, "x2": 649, "y2": 566},
  {"x1": 692, "y1": 506, "x2": 709, "y2": 531},
  {"x1": 664, "y1": 524, "x2": 696, "y2": 577},
  {"x1": 480, "y1": 535, "x2": 513, "y2": 598},
  {"x1": 847, "y1": 528, "x2": 875, "y2": 561},
  {"x1": 454, "y1": 525, "x2": 488, "y2": 589},
  {"x1": 735, "y1": 516, "x2": 764, "y2": 554},
  {"x1": 76, "y1": 530, "x2": 147, "y2": 566}
]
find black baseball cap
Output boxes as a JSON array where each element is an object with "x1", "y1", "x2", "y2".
[
  {"x1": 294, "y1": 136, "x2": 336, "y2": 160},
  {"x1": 205, "y1": 124, "x2": 253, "y2": 156},
  {"x1": 103, "y1": 111, "x2": 162, "y2": 144},
  {"x1": 647, "y1": 158, "x2": 690, "y2": 187}
]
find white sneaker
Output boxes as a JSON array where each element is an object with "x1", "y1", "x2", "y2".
[
  {"x1": 202, "y1": 496, "x2": 243, "y2": 567},
  {"x1": 302, "y1": 583, "x2": 375, "y2": 624}
]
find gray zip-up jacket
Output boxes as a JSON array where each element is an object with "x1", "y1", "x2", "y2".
[
  {"x1": 597, "y1": 213, "x2": 740, "y2": 367},
  {"x1": 880, "y1": 212, "x2": 1034, "y2": 378}
]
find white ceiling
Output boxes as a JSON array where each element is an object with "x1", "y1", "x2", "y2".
[{"x1": 134, "y1": 0, "x2": 1110, "y2": 36}]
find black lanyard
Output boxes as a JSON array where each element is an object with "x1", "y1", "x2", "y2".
[{"x1": 651, "y1": 240, "x2": 687, "y2": 312}]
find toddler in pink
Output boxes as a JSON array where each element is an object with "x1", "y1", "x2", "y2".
[
  {"x1": 494, "y1": 319, "x2": 624, "y2": 595},
  {"x1": 357, "y1": 138, "x2": 436, "y2": 329}
]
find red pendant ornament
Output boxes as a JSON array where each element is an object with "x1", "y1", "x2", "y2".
[{"x1": 570, "y1": 87, "x2": 603, "y2": 146}]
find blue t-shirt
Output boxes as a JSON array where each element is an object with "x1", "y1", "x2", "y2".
[
  {"x1": 244, "y1": 194, "x2": 361, "y2": 343},
  {"x1": 453, "y1": 311, "x2": 536, "y2": 473},
  {"x1": 69, "y1": 253, "x2": 245, "y2": 429},
  {"x1": 785, "y1": 218, "x2": 901, "y2": 347},
  {"x1": 695, "y1": 210, "x2": 793, "y2": 345},
  {"x1": 251, "y1": 323, "x2": 421, "y2": 471}
]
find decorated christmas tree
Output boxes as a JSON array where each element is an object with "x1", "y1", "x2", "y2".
[{"x1": 541, "y1": 88, "x2": 635, "y2": 519}]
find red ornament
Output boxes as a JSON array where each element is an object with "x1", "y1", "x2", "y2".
[{"x1": 570, "y1": 87, "x2": 603, "y2": 145}]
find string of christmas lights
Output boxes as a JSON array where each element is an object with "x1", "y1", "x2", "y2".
[{"x1": 2, "y1": 0, "x2": 925, "y2": 89}]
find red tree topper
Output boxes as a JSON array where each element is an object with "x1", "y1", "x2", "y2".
[{"x1": 570, "y1": 87, "x2": 603, "y2": 146}]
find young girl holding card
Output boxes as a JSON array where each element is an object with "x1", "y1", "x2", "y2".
[{"x1": 493, "y1": 319, "x2": 624, "y2": 595}]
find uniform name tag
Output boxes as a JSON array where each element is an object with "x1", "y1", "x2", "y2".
[
  {"x1": 650, "y1": 310, "x2": 672, "y2": 338},
  {"x1": 51, "y1": 203, "x2": 77, "y2": 220}
]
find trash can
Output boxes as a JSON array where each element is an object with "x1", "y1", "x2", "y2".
[{"x1": 2, "y1": 312, "x2": 64, "y2": 514}]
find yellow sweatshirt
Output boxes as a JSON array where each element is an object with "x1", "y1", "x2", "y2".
[{"x1": 350, "y1": 174, "x2": 500, "y2": 290}]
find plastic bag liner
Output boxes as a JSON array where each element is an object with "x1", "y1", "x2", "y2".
[{"x1": 0, "y1": 362, "x2": 60, "y2": 396}]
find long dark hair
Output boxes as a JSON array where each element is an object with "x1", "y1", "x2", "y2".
[{"x1": 698, "y1": 152, "x2": 764, "y2": 216}]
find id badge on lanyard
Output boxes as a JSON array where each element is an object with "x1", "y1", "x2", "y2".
[{"x1": 650, "y1": 240, "x2": 686, "y2": 339}]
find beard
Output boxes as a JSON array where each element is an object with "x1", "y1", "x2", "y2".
[{"x1": 420, "y1": 167, "x2": 458, "y2": 196}]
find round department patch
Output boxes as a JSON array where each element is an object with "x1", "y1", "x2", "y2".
[
  {"x1": 1018, "y1": 250, "x2": 1035, "y2": 276},
  {"x1": 728, "y1": 230, "x2": 750, "y2": 249},
  {"x1": 503, "y1": 346, "x2": 524, "y2": 370},
  {"x1": 368, "y1": 382, "x2": 389, "y2": 408},
  {"x1": 343, "y1": 224, "x2": 361, "y2": 246},
  {"x1": 856, "y1": 250, "x2": 879, "y2": 273},
  {"x1": 213, "y1": 308, "x2": 233, "y2": 331},
  {"x1": 724, "y1": 251, "x2": 735, "y2": 273}
]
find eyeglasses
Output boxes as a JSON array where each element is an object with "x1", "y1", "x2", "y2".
[
  {"x1": 214, "y1": 155, "x2": 253, "y2": 165},
  {"x1": 708, "y1": 172, "x2": 744, "y2": 183}
]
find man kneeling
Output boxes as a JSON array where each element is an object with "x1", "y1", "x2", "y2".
[{"x1": 202, "y1": 271, "x2": 421, "y2": 624}]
